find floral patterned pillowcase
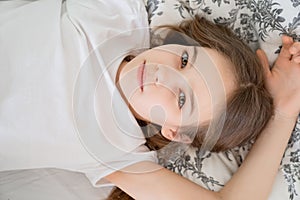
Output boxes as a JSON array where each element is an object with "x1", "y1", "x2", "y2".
[
  {"x1": 145, "y1": 1, "x2": 300, "y2": 199},
  {"x1": 145, "y1": 0, "x2": 300, "y2": 64}
]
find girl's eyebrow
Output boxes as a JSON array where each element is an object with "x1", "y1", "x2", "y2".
[
  {"x1": 191, "y1": 46, "x2": 198, "y2": 64},
  {"x1": 188, "y1": 87, "x2": 195, "y2": 117},
  {"x1": 186, "y1": 46, "x2": 199, "y2": 118},
  {"x1": 187, "y1": 46, "x2": 197, "y2": 117}
]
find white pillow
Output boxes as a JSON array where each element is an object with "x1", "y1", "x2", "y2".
[{"x1": 146, "y1": 0, "x2": 300, "y2": 64}]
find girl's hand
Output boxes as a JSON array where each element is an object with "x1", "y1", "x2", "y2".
[{"x1": 256, "y1": 36, "x2": 300, "y2": 118}]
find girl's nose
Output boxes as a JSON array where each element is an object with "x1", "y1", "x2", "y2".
[{"x1": 144, "y1": 63, "x2": 159, "y2": 85}]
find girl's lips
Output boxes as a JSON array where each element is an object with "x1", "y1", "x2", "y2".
[{"x1": 138, "y1": 60, "x2": 146, "y2": 91}]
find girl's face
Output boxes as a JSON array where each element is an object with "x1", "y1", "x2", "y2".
[{"x1": 117, "y1": 45, "x2": 236, "y2": 141}]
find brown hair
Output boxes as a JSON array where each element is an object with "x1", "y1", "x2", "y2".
[
  {"x1": 145, "y1": 15, "x2": 273, "y2": 152},
  {"x1": 107, "y1": 15, "x2": 273, "y2": 199}
]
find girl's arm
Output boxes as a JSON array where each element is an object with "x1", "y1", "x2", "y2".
[
  {"x1": 219, "y1": 113, "x2": 296, "y2": 200},
  {"x1": 223, "y1": 35, "x2": 300, "y2": 200},
  {"x1": 106, "y1": 113, "x2": 296, "y2": 200},
  {"x1": 106, "y1": 36, "x2": 300, "y2": 200}
]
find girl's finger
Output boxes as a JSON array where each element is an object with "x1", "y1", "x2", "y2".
[
  {"x1": 289, "y1": 42, "x2": 300, "y2": 55},
  {"x1": 280, "y1": 35, "x2": 294, "y2": 60},
  {"x1": 292, "y1": 55, "x2": 300, "y2": 64}
]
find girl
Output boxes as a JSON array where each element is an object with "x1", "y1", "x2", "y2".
[
  {"x1": 1, "y1": 1, "x2": 299, "y2": 199},
  {"x1": 118, "y1": 16, "x2": 274, "y2": 152},
  {"x1": 106, "y1": 16, "x2": 300, "y2": 199}
]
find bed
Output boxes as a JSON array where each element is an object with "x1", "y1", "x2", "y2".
[
  {"x1": 148, "y1": 1, "x2": 300, "y2": 199},
  {"x1": 0, "y1": 0, "x2": 299, "y2": 200}
]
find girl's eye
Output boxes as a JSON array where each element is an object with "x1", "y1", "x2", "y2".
[
  {"x1": 181, "y1": 51, "x2": 189, "y2": 68},
  {"x1": 178, "y1": 91, "x2": 186, "y2": 109}
]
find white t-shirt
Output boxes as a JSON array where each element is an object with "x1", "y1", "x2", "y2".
[{"x1": 0, "y1": 0, "x2": 157, "y2": 186}]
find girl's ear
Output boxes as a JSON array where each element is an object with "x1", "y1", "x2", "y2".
[{"x1": 161, "y1": 127, "x2": 192, "y2": 144}]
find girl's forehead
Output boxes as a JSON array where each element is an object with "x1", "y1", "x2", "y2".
[
  {"x1": 154, "y1": 45, "x2": 209, "y2": 63},
  {"x1": 155, "y1": 44, "x2": 193, "y2": 52},
  {"x1": 152, "y1": 45, "x2": 234, "y2": 83}
]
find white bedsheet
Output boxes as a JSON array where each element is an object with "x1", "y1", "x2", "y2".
[{"x1": 0, "y1": 169, "x2": 112, "y2": 200}]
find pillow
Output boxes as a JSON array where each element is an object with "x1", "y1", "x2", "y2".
[
  {"x1": 145, "y1": 0, "x2": 300, "y2": 199},
  {"x1": 145, "y1": 0, "x2": 300, "y2": 64}
]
